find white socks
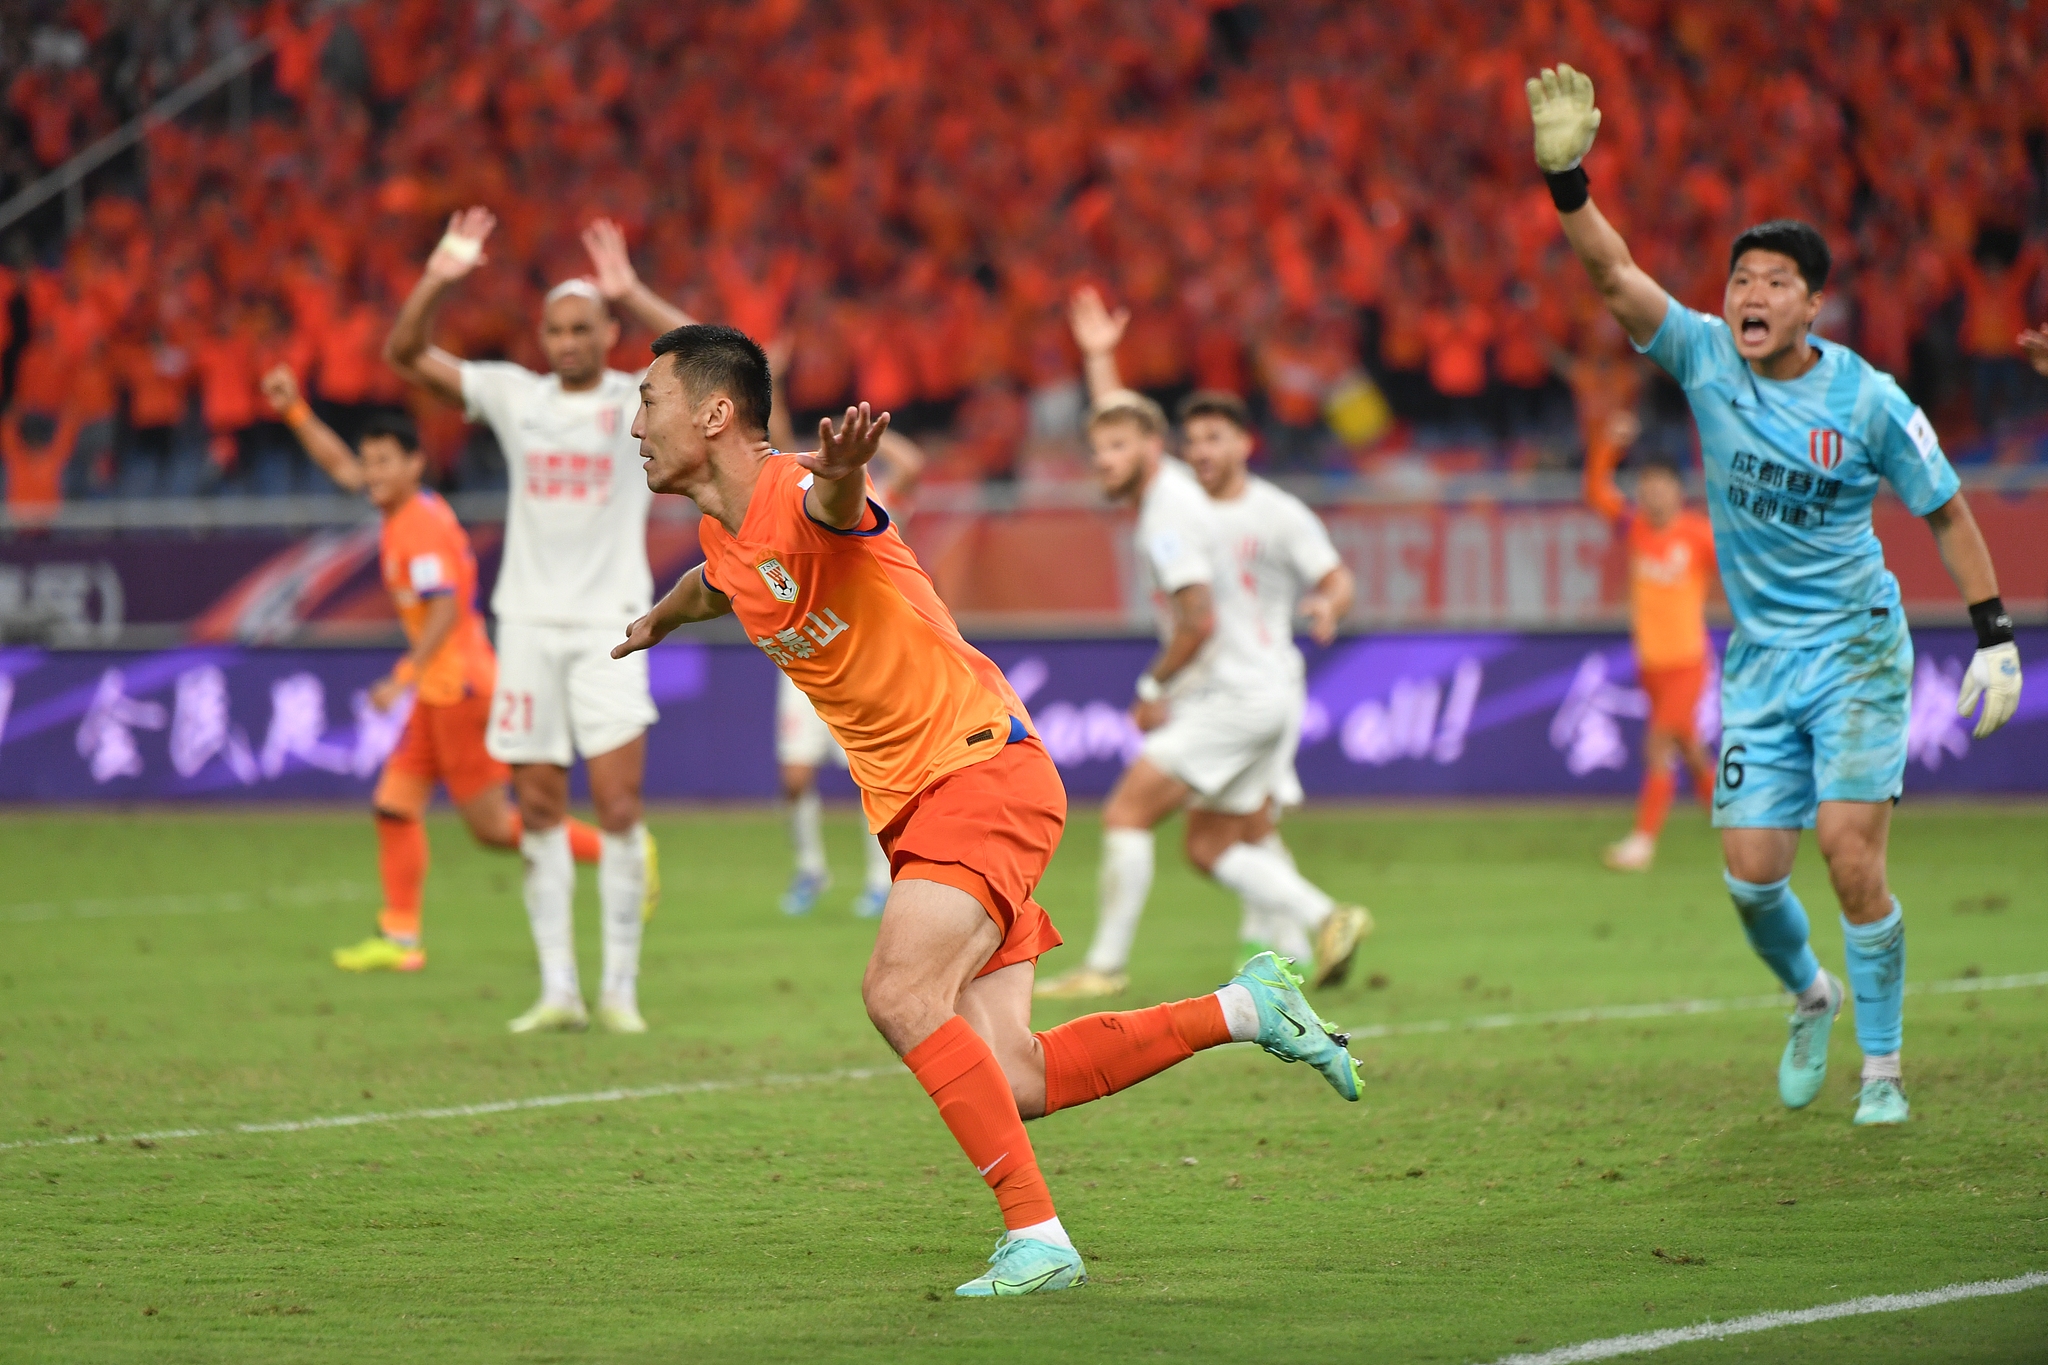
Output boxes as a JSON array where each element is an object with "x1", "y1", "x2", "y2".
[
  {"x1": 520, "y1": 824, "x2": 579, "y2": 1004},
  {"x1": 1210, "y1": 840, "x2": 1334, "y2": 934},
  {"x1": 790, "y1": 790, "x2": 827, "y2": 877},
  {"x1": 1216, "y1": 983, "x2": 1260, "y2": 1042},
  {"x1": 862, "y1": 829, "x2": 892, "y2": 894},
  {"x1": 1862, "y1": 1051, "x2": 1902, "y2": 1082},
  {"x1": 1084, "y1": 827, "x2": 1156, "y2": 974},
  {"x1": 1794, "y1": 971, "x2": 1835, "y2": 1016},
  {"x1": 1009, "y1": 1215, "x2": 1074, "y2": 1251},
  {"x1": 599, "y1": 823, "x2": 647, "y2": 1011},
  {"x1": 1235, "y1": 833, "x2": 1313, "y2": 959}
]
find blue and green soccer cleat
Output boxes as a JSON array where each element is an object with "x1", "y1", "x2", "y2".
[
  {"x1": 1779, "y1": 969, "x2": 1843, "y2": 1109},
  {"x1": 954, "y1": 1236, "x2": 1087, "y2": 1297},
  {"x1": 1853, "y1": 1077, "x2": 1909, "y2": 1126},
  {"x1": 1230, "y1": 951, "x2": 1362, "y2": 1102}
]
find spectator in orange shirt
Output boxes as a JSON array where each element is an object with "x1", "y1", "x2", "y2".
[
  {"x1": 2, "y1": 407, "x2": 80, "y2": 525},
  {"x1": 114, "y1": 329, "x2": 195, "y2": 496},
  {"x1": 1583, "y1": 412, "x2": 1719, "y2": 873}
]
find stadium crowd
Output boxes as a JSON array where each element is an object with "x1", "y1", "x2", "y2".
[{"x1": 3, "y1": 0, "x2": 2048, "y2": 516}]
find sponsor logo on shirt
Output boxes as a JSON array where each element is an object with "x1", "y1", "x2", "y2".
[
  {"x1": 523, "y1": 452, "x2": 613, "y2": 500},
  {"x1": 756, "y1": 558, "x2": 800, "y2": 602},
  {"x1": 1807, "y1": 428, "x2": 1843, "y2": 472},
  {"x1": 596, "y1": 407, "x2": 619, "y2": 437}
]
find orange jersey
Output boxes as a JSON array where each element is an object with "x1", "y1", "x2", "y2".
[
  {"x1": 1621, "y1": 513, "x2": 1715, "y2": 668},
  {"x1": 699, "y1": 455, "x2": 1028, "y2": 831},
  {"x1": 380, "y1": 490, "x2": 495, "y2": 706}
]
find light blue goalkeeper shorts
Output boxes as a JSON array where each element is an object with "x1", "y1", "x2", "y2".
[{"x1": 1712, "y1": 609, "x2": 1914, "y2": 830}]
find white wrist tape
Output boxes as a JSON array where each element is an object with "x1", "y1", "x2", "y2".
[{"x1": 435, "y1": 232, "x2": 482, "y2": 266}]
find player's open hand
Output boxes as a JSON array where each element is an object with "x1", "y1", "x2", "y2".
[
  {"x1": 800, "y1": 403, "x2": 892, "y2": 481},
  {"x1": 1958, "y1": 641, "x2": 2022, "y2": 738},
  {"x1": 2018, "y1": 326, "x2": 2048, "y2": 378},
  {"x1": 369, "y1": 675, "x2": 409, "y2": 713},
  {"x1": 1526, "y1": 64, "x2": 1601, "y2": 173},
  {"x1": 1069, "y1": 286, "x2": 1130, "y2": 357},
  {"x1": 613, "y1": 608, "x2": 673, "y2": 661},
  {"x1": 258, "y1": 365, "x2": 300, "y2": 415},
  {"x1": 426, "y1": 207, "x2": 496, "y2": 282},
  {"x1": 581, "y1": 217, "x2": 640, "y2": 303}
]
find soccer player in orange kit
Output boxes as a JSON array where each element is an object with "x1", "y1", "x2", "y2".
[
  {"x1": 613, "y1": 325, "x2": 1362, "y2": 1297},
  {"x1": 261, "y1": 368, "x2": 602, "y2": 971},
  {"x1": 1582, "y1": 410, "x2": 1719, "y2": 872}
]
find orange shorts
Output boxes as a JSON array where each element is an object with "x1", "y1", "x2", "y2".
[
  {"x1": 1640, "y1": 660, "x2": 1707, "y2": 741},
  {"x1": 878, "y1": 736, "x2": 1067, "y2": 979},
  {"x1": 374, "y1": 692, "x2": 509, "y2": 815}
]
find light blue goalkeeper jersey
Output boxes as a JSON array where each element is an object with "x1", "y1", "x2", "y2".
[{"x1": 1638, "y1": 295, "x2": 1960, "y2": 649}]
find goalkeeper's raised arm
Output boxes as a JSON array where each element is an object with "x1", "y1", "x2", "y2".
[{"x1": 1527, "y1": 65, "x2": 1668, "y2": 346}]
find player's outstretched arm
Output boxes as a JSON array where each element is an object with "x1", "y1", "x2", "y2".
[
  {"x1": 613, "y1": 565, "x2": 732, "y2": 660},
  {"x1": 1069, "y1": 286, "x2": 1129, "y2": 405},
  {"x1": 799, "y1": 402, "x2": 892, "y2": 530},
  {"x1": 764, "y1": 333, "x2": 798, "y2": 451},
  {"x1": 385, "y1": 207, "x2": 496, "y2": 407},
  {"x1": 1299, "y1": 565, "x2": 1355, "y2": 646},
  {"x1": 582, "y1": 218, "x2": 696, "y2": 335},
  {"x1": 372, "y1": 594, "x2": 462, "y2": 713},
  {"x1": 1131, "y1": 583, "x2": 1215, "y2": 729},
  {"x1": 1526, "y1": 65, "x2": 1667, "y2": 346},
  {"x1": 1924, "y1": 493, "x2": 2023, "y2": 738},
  {"x1": 260, "y1": 366, "x2": 364, "y2": 491}
]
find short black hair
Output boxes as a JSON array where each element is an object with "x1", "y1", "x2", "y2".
[
  {"x1": 358, "y1": 410, "x2": 420, "y2": 453},
  {"x1": 1629, "y1": 450, "x2": 1684, "y2": 479},
  {"x1": 1728, "y1": 219, "x2": 1830, "y2": 293},
  {"x1": 1177, "y1": 389, "x2": 1252, "y2": 433},
  {"x1": 650, "y1": 323, "x2": 772, "y2": 435}
]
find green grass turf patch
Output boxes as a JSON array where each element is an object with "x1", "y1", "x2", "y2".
[{"x1": 2, "y1": 801, "x2": 2044, "y2": 1362}]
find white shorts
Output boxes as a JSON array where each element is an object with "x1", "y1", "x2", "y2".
[
  {"x1": 487, "y1": 620, "x2": 658, "y2": 767},
  {"x1": 775, "y1": 671, "x2": 846, "y2": 769},
  {"x1": 1141, "y1": 688, "x2": 1299, "y2": 815}
]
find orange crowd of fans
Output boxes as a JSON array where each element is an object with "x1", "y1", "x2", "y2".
[{"x1": 3, "y1": 0, "x2": 2047, "y2": 516}]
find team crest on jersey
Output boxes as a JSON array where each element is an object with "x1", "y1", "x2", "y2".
[
  {"x1": 756, "y1": 558, "x2": 800, "y2": 602},
  {"x1": 596, "y1": 407, "x2": 619, "y2": 436},
  {"x1": 1808, "y1": 428, "x2": 1844, "y2": 471}
]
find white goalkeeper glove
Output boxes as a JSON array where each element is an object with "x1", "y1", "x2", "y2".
[
  {"x1": 1957, "y1": 641, "x2": 2021, "y2": 739},
  {"x1": 1525, "y1": 63, "x2": 1601, "y2": 173}
]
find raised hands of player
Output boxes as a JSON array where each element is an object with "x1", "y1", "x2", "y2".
[
  {"x1": 765, "y1": 332, "x2": 795, "y2": 381},
  {"x1": 258, "y1": 364, "x2": 301, "y2": 416},
  {"x1": 580, "y1": 217, "x2": 641, "y2": 303},
  {"x1": 2018, "y1": 325, "x2": 2048, "y2": 378},
  {"x1": 1525, "y1": 63, "x2": 1601, "y2": 172},
  {"x1": 801, "y1": 403, "x2": 893, "y2": 482},
  {"x1": 425, "y1": 206, "x2": 496, "y2": 283},
  {"x1": 1958, "y1": 641, "x2": 2023, "y2": 738},
  {"x1": 1068, "y1": 285, "x2": 1130, "y2": 356}
]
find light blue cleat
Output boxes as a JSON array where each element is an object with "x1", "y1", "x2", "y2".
[
  {"x1": 1231, "y1": 951, "x2": 1362, "y2": 1102},
  {"x1": 954, "y1": 1236, "x2": 1087, "y2": 1297},
  {"x1": 781, "y1": 870, "x2": 829, "y2": 916},
  {"x1": 1853, "y1": 1077, "x2": 1909, "y2": 1126},
  {"x1": 1779, "y1": 969, "x2": 1843, "y2": 1110},
  {"x1": 850, "y1": 885, "x2": 889, "y2": 919}
]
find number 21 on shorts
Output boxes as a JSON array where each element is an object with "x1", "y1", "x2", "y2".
[{"x1": 495, "y1": 690, "x2": 535, "y2": 734}]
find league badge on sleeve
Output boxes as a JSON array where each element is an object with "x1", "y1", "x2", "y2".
[
  {"x1": 757, "y1": 558, "x2": 800, "y2": 602},
  {"x1": 1807, "y1": 428, "x2": 1843, "y2": 472}
]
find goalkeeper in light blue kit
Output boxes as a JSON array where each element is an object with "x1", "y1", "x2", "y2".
[{"x1": 1527, "y1": 66, "x2": 2024, "y2": 1125}]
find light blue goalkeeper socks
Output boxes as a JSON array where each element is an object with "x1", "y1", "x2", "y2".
[
  {"x1": 1725, "y1": 872, "x2": 1821, "y2": 996},
  {"x1": 1841, "y1": 900, "x2": 1905, "y2": 1057}
]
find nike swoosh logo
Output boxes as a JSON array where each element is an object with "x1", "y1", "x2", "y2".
[
  {"x1": 1274, "y1": 1008, "x2": 1308, "y2": 1039},
  {"x1": 977, "y1": 1153, "x2": 1007, "y2": 1177},
  {"x1": 999, "y1": 1268, "x2": 1063, "y2": 1293}
]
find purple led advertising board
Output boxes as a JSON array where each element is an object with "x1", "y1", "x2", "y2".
[{"x1": 0, "y1": 630, "x2": 2039, "y2": 804}]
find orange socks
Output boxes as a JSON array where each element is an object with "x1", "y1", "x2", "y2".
[
  {"x1": 904, "y1": 1016, "x2": 1056, "y2": 1231},
  {"x1": 376, "y1": 813, "x2": 427, "y2": 943},
  {"x1": 1037, "y1": 996, "x2": 1231, "y2": 1116},
  {"x1": 1693, "y1": 767, "x2": 1715, "y2": 807},
  {"x1": 1635, "y1": 767, "x2": 1676, "y2": 838},
  {"x1": 506, "y1": 814, "x2": 603, "y2": 864}
]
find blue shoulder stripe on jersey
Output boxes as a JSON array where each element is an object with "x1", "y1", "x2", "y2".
[
  {"x1": 804, "y1": 494, "x2": 893, "y2": 538},
  {"x1": 1006, "y1": 714, "x2": 1028, "y2": 744}
]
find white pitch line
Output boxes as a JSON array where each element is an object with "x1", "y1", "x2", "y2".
[
  {"x1": 0, "y1": 882, "x2": 371, "y2": 924},
  {"x1": 1482, "y1": 1270, "x2": 2048, "y2": 1364},
  {"x1": 0, "y1": 1067, "x2": 900, "y2": 1153},
  {"x1": 5, "y1": 970, "x2": 2044, "y2": 1156}
]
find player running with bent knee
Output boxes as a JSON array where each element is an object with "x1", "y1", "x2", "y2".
[
  {"x1": 385, "y1": 210, "x2": 679, "y2": 1034},
  {"x1": 616, "y1": 324, "x2": 1361, "y2": 1296},
  {"x1": 1531, "y1": 65, "x2": 2023, "y2": 1125}
]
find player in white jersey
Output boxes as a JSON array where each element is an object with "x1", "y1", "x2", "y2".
[
  {"x1": 1036, "y1": 290, "x2": 1370, "y2": 1000},
  {"x1": 761, "y1": 337, "x2": 923, "y2": 917},
  {"x1": 384, "y1": 208, "x2": 687, "y2": 1035}
]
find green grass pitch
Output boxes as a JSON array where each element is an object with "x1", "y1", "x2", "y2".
[{"x1": 2, "y1": 801, "x2": 2044, "y2": 1363}]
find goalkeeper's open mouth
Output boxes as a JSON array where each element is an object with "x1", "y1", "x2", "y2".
[{"x1": 1739, "y1": 314, "x2": 1771, "y2": 344}]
